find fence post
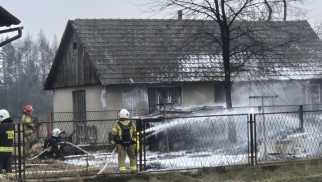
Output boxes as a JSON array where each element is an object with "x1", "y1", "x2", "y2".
[
  {"x1": 143, "y1": 119, "x2": 146, "y2": 171},
  {"x1": 14, "y1": 124, "x2": 16, "y2": 179},
  {"x1": 254, "y1": 114, "x2": 258, "y2": 165},
  {"x1": 136, "y1": 118, "x2": 143, "y2": 171},
  {"x1": 17, "y1": 123, "x2": 22, "y2": 182},
  {"x1": 299, "y1": 105, "x2": 304, "y2": 132},
  {"x1": 163, "y1": 104, "x2": 170, "y2": 152},
  {"x1": 249, "y1": 114, "x2": 255, "y2": 166}
]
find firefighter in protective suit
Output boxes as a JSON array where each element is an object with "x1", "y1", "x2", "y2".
[
  {"x1": 45, "y1": 128, "x2": 65, "y2": 158},
  {"x1": 22, "y1": 105, "x2": 35, "y2": 155},
  {"x1": 111, "y1": 109, "x2": 137, "y2": 173},
  {"x1": 0, "y1": 109, "x2": 14, "y2": 180}
]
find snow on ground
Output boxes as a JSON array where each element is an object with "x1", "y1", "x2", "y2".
[
  {"x1": 62, "y1": 133, "x2": 321, "y2": 172},
  {"x1": 144, "y1": 150, "x2": 248, "y2": 171},
  {"x1": 62, "y1": 148, "x2": 248, "y2": 172}
]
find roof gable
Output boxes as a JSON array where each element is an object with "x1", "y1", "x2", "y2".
[{"x1": 44, "y1": 21, "x2": 101, "y2": 90}]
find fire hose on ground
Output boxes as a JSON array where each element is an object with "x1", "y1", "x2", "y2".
[
  {"x1": 97, "y1": 147, "x2": 117, "y2": 175},
  {"x1": 28, "y1": 142, "x2": 90, "y2": 160}
]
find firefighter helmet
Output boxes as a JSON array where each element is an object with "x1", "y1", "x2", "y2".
[
  {"x1": 52, "y1": 128, "x2": 62, "y2": 137},
  {"x1": 119, "y1": 109, "x2": 130, "y2": 119},
  {"x1": 24, "y1": 105, "x2": 34, "y2": 114},
  {"x1": 0, "y1": 109, "x2": 10, "y2": 121}
]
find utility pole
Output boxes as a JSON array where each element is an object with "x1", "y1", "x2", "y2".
[{"x1": 249, "y1": 95, "x2": 278, "y2": 155}]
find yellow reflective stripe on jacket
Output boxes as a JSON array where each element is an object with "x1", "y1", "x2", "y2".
[
  {"x1": 130, "y1": 127, "x2": 134, "y2": 139},
  {"x1": 137, "y1": 140, "x2": 140, "y2": 152},
  {"x1": 6, "y1": 130, "x2": 14, "y2": 139},
  {"x1": 24, "y1": 130, "x2": 33, "y2": 135},
  {"x1": 0, "y1": 147, "x2": 13, "y2": 152},
  {"x1": 119, "y1": 167, "x2": 126, "y2": 171},
  {"x1": 130, "y1": 166, "x2": 137, "y2": 171}
]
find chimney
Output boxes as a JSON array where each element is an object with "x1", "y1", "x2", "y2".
[{"x1": 178, "y1": 10, "x2": 183, "y2": 21}]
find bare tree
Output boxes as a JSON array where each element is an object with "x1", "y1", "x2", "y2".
[
  {"x1": 37, "y1": 30, "x2": 54, "y2": 84},
  {"x1": 0, "y1": 32, "x2": 55, "y2": 117},
  {"x1": 0, "y1": 41, "x2": 16, "y2": 109},
  {"x1": 267, "y1": 0, "x2": 306, "y2": 21},
  {"x1": 145, "y1": 0, "x2": 312, "y2": 108},
  {"x1": 313, "y1": 22, "x2": 322, "y2": 39},
  {"x1": 264, "y1": 0, "x2": 273, "y2": 21}
]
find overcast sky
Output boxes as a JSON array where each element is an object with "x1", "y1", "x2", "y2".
[{"x1": 1, "y1": 0, "x2": 322, "y2": 44}]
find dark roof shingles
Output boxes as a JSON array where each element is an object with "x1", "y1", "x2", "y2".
[{"x1": 71, "y1": 19, "x2": 322, "y2": 85}]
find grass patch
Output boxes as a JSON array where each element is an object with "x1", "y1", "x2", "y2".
[{"x1": 83, "y1": 160, "x2": 322, "y2": 182}]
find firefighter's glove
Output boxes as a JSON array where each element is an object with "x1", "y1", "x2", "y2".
[{"x1": 111, "y1": 140, "x2": 116, "y2": 147}]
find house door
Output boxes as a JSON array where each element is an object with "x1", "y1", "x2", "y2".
[{"x1": 73, "y1": 90, "x2": 86, "y2": 120}]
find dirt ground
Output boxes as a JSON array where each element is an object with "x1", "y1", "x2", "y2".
[
  {"x1": 22, "y1": 159, "x2": 322, "y2": 182},
  {"x1": 79, "y1": 159, "x2": 322, "y2": 182}
]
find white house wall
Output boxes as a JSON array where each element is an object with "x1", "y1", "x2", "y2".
[
  {"x1": 53, "y1": 80, "x2": 320, "y2": 117},
  {"x1": 53, "y1": 81, "x2": 316, "y2": 115},
  {"x1": 53, "y1": 86, "x2": 104, "y2": 120},
  {"x1": 53, "y1": 85, "x2": 148, "y2": 115},
  {"x1": 53, "y1": 83, "x2": 217, "y2": 116},
  {"x1": 231, "y1": 81, "x2": 308, "y2": 107},
  {"x1": 53, "y1": 88, "x2": 74, "y2": 114}
]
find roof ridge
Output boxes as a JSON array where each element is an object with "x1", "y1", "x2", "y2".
[{"x1": 71, "y1": 18, "x2": 308, "y2": 22}]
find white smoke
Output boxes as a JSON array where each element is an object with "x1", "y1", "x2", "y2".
[
  {"x1": 122, "y1": 87, "x2": 148, "y2": 115},
  {"x1": 101, "y1": 87, "x2": 107, "y2": 109}
]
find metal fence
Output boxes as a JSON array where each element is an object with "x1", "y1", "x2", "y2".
[
  {"x1": 49, "y1": 109, "x2": 159, "y2": 122},
  {"x1": 139, "y1": 114, "x2": 250, "y2": 171},
  {"x1": 50, "y1": 111, "x2": 119, "y2": 121},
  {"x1": 18, "y1": 120, "x2": 116, "y2": 180},
  {"x1": 254, "y1": 110, "x2": 322, "y2": 164},
  {"x1": 5, "y1": 108, "x2": 322, "y2": 180}
]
